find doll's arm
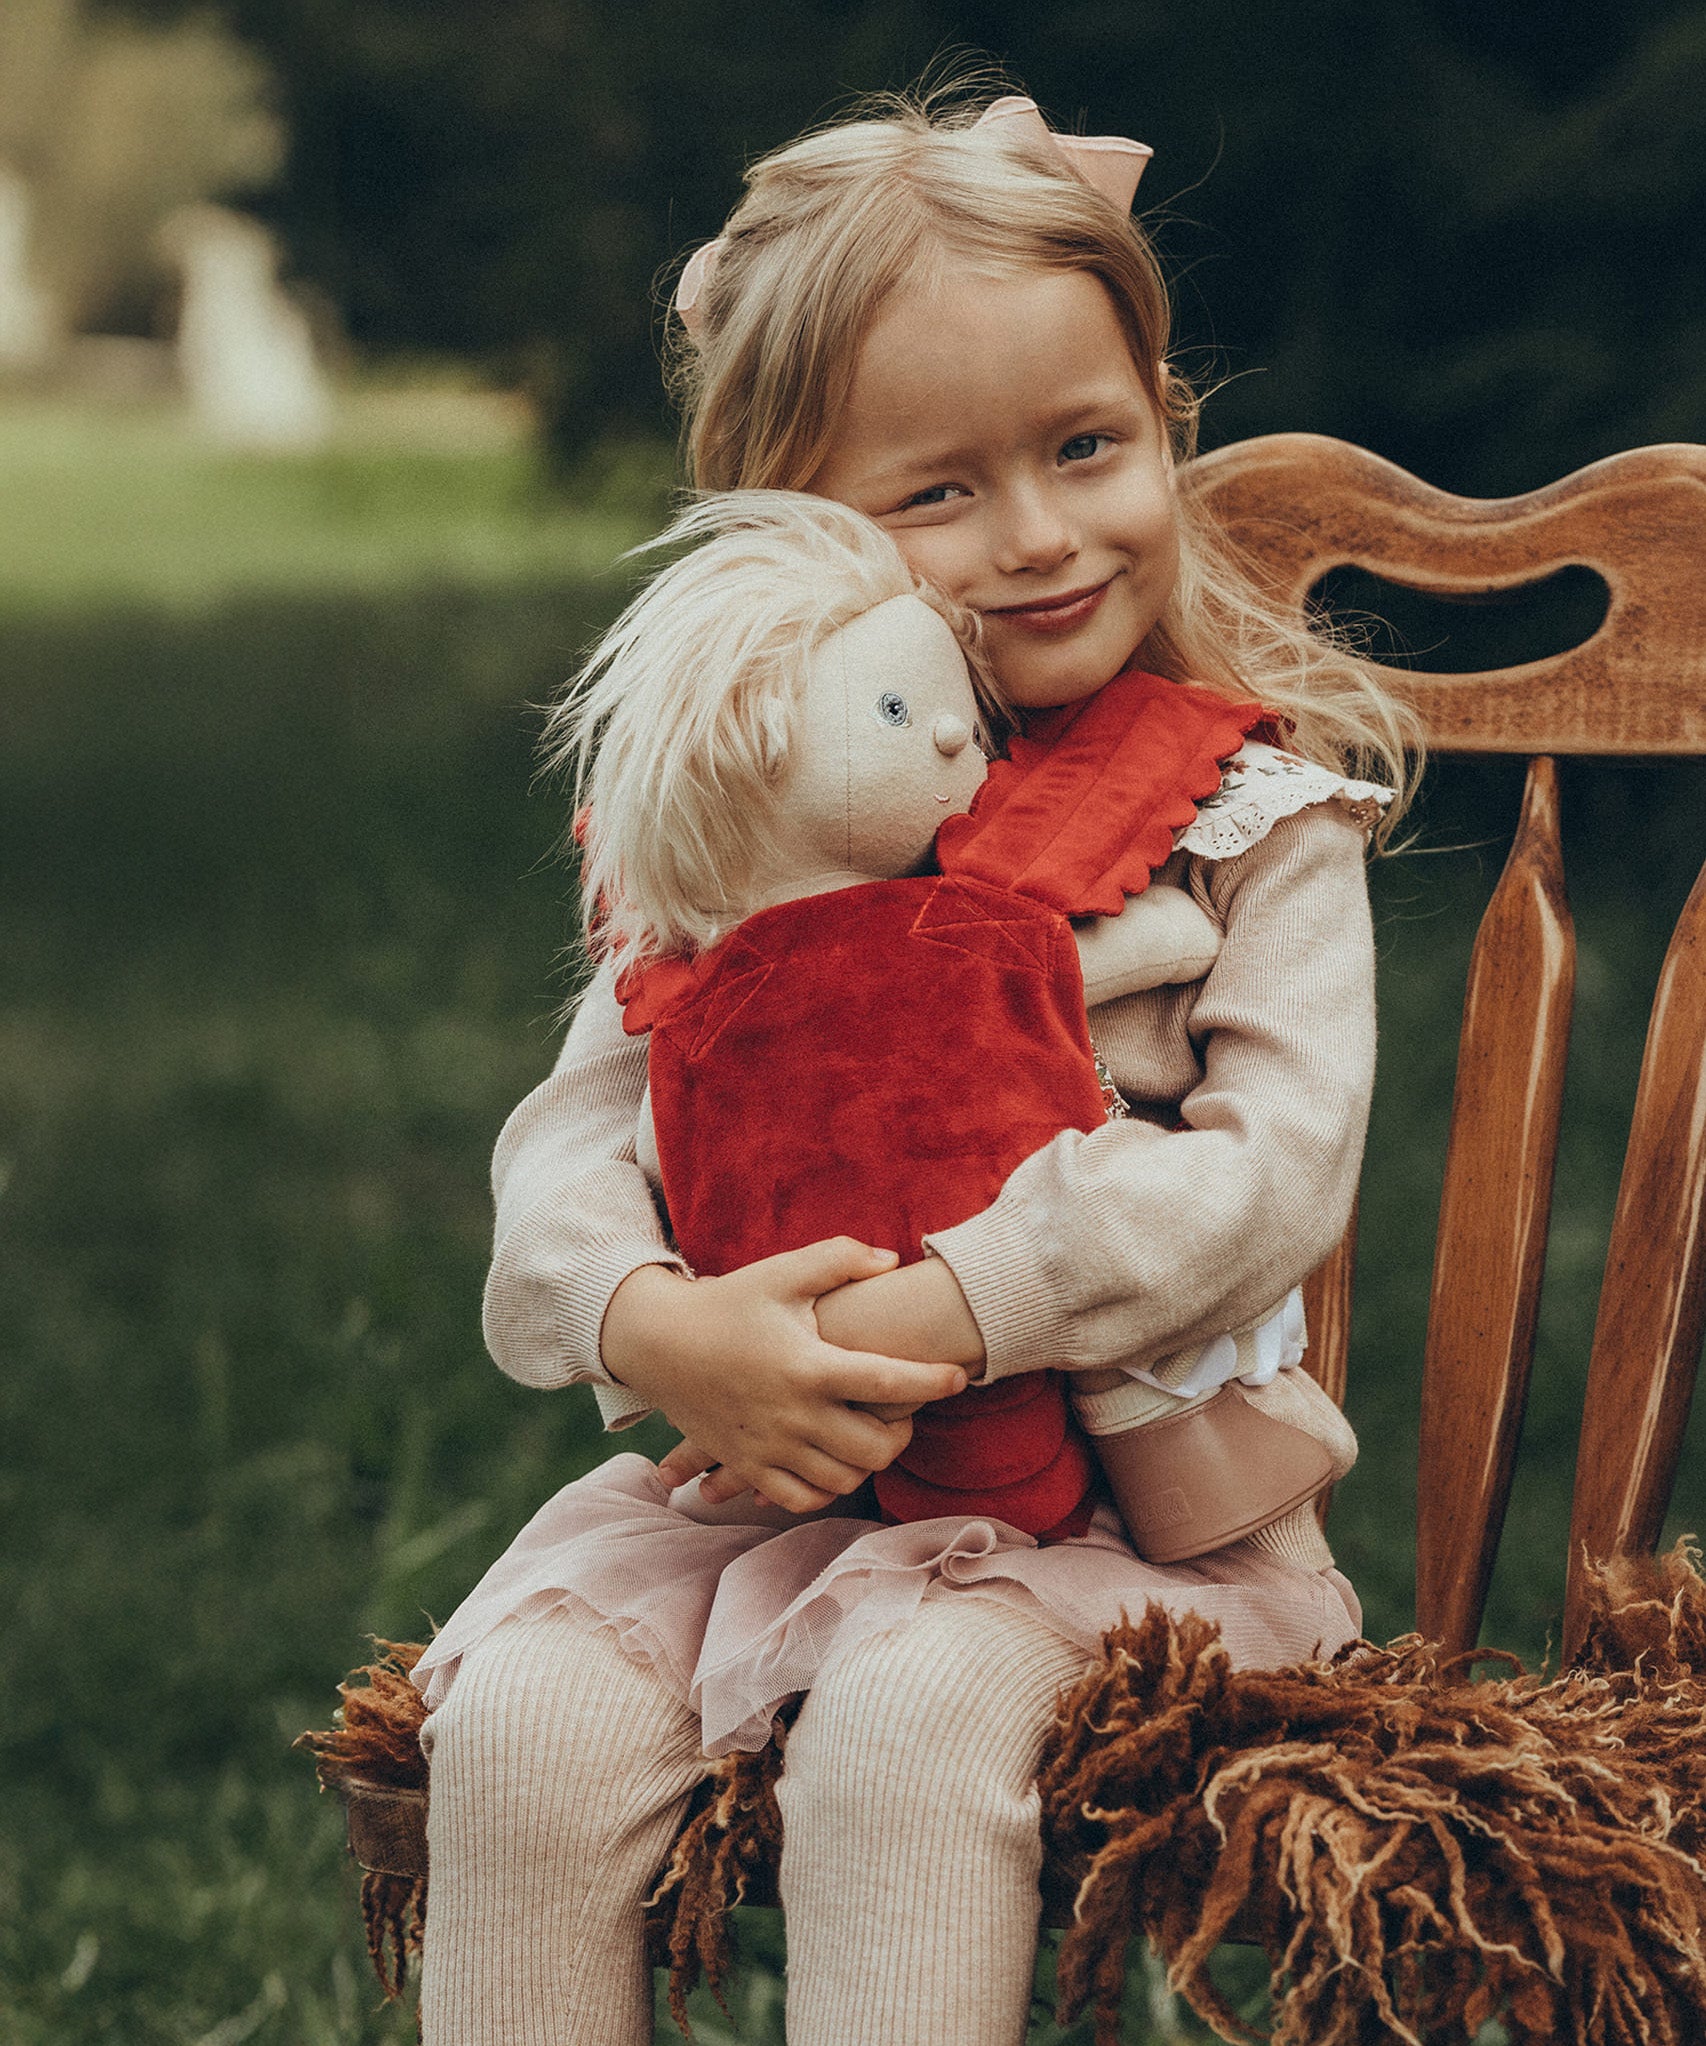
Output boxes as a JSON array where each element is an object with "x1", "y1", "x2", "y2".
[
  {"x1": 1071, "y1": 883, "x2": 1222, "y2": 1005},
  {"x1": 920, "y1": 804, "x2": 1377, "y2": 1380}
]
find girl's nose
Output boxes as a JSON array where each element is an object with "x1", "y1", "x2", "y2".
[
  {"x1": 991, "y1": 482, "x2": 1076, "y2": 576},
  {"x1": 932, "y1": 713, "x2": 972, "y2": 756}
]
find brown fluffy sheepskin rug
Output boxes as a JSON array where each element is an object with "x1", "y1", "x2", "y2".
[{"x1": 301, "y1": 1545, "x2": 1706, "y2": 2043}]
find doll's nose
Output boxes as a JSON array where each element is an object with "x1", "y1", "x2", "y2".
[{"x1": 932, "y1": 714, "x2": 972, "y2": 757}]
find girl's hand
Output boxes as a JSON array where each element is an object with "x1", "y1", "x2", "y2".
[
  {"x1": 814, "y1": 1255, "x2": 986, "y2": 1422},
  {"x1": 602, "y1": 1240, "x2": 968, "y2": 1513}
]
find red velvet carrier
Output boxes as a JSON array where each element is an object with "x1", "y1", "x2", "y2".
[{"x1": 619, "y1": 670, "x2": 1265, "y2": 1543}]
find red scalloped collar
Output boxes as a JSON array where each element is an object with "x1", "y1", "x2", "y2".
[
  {"x1": 934, "y1": 668, "x2": 1264, "y2": 918},
  {"x1": 617, "y1": 669, "x2": 1268, "y2": 1032}
]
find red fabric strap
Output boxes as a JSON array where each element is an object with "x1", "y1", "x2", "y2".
[{"x1": 935, "y1": 668, "x2": 1264, "y2": 919}]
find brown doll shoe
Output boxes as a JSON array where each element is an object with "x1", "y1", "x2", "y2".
[{"x1": 1074, "y1": 1366, "x2": 1357, "y2": 1566}]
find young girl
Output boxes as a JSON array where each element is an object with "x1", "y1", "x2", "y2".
[{"x1": 414, "y1": 87, "x2": 1419, "y2": 2046}]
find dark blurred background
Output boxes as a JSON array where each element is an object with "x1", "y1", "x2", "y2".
[{"x1": 1, "y1": 5, "x2": 1702, "y2": 2041}]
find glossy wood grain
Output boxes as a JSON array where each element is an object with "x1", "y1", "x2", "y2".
[
  {"x1": 1563, "y1": 859, "x2": 1706, "y2": 1656},
  {"x1": 1189, "y1": 436, "x2": 1706, "y2": 756},
  {"x1": 1301, "y1": 1207, "x2": 1356, "y2": 1412},
  {"x1": 1301, "y1": 1207, "x2": 1356, "y2": 1527},
  {"x1": 1415, "y1": 758, "x2": 1575, "y2": 1654}
]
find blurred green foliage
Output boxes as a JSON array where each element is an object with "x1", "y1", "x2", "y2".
[{"x1": 103, "y1": 0, "x2": 1706, "y2": 480}]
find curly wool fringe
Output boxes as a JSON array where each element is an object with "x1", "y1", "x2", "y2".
[
  {"x1": 1039, "y1": 1541, "x2": 1706, "y2": 2046},
  {"x1": 645, "y1": 1703, "x2": 796, "y2": 2035},
  {"x1": 296, "y1": 1641, "x2": 430, "y2": 1999},
  {"x1": 360, "y1": 1870, "x2": 427, "y2": 2002},
  {"x1": 296, "y1": 1638, "x2": 430, "y2": 1794}
]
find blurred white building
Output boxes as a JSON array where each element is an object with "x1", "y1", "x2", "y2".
[
  {"x1": 0, "y1": 164, "x2": 59, "y2": 367},
  {"x1": 160, "y1": 204, "x2": 331, "y2": 448}
]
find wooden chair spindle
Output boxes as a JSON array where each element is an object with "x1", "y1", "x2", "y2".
[
  {"x1": 1415, "y1": 756, "x2": 1575, "y2": 1654},
  {"x1": 1564, "y1": 855, "x2": 1706, "y2": 1654}
]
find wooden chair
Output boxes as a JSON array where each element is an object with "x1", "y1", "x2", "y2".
[
  {"x1": 1205, "y1": 434, "x2": 1706, "y2": 1665},
  {"x1": 322, "y1": 431, "x2": 1706, "y2": 2022}
]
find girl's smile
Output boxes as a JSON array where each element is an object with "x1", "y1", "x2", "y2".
[
  {"x1": 988, "y1": 575, "x2": 1117, "y2": 634},
  {"x1": 809, "y1": 262, "x2": 1180, "y2": 710}
]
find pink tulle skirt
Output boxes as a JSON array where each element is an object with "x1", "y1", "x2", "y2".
[{"x1": 411, "y1": 1452, "x2": 1361, "y2": 1755}]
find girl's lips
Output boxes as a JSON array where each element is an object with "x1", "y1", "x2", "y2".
[{"x1": 986, "y1": 577, "x2": 1114, "y2": 635}]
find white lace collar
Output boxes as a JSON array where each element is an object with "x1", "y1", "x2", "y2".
[{"x1": 1174, "y1": 741, "x2": 1394, "y2": 862}]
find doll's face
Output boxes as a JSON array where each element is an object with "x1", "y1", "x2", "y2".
[{"x1": 758, "y1": 592, "x2": 988, "y2": 898}]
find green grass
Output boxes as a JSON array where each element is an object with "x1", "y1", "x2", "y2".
[
  {"x1": 1, "y1": 405, "x2": 1701, "y2": 2040},
  {"x1": 0, "y1": 393, "x2": 668, "y2": 619}
]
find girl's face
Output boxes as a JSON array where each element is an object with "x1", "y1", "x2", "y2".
[{"x1": 810, "y1": 261, "x2": 1180, "y2": 711}]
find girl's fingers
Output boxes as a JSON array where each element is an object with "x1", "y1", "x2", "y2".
[
  {"x1": 816, "y1": 1405, "x2": 913, "y2": 1473},
  {"x1": 772, "y1": 1236, "x2": 900, "y2": 1299},
  {"x1": 657, "y1": 1439, "x2": 719, "y2": 1488},
  {"x1": 735, "y1": 1443, "x2": 872, "y2": 1500},
  {"x1": 820, "y1": 1351, "x2": 967, "y2": 1409},
  {"x1": 745, "y1": 1469, "x2": 838, "y2": 1515},
  {"x1": 790, "y1": 1445, "x2": 874, "y2": 1496}
]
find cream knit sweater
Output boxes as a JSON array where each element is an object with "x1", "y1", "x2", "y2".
[{"x1": 480, "y1": 799, "x2": 1377, "y2": 1424}]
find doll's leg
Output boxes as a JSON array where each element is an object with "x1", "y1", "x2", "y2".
[
  {"x1": 778, "y1": 1593, "x2": 1090, "y2": 2046},
  {"x1": 420, "y1": 1603, "x2": 708, "y2": 2046}
]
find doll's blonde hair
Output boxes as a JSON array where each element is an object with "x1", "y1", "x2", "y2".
[
  {"x1": 546, "y1": 490, "x2": 981, "y2": 966},
  {"x1": 671, "y1": 84, "x2": 1422, "y2": 828}
]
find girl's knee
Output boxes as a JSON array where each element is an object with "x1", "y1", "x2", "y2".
[
  {"x1": 423, "y1": 1604, "x2": 699, "y2": 1795},
  {"x1": 781, "y1": 1597, "x2": 1089, "y2": 1831}
]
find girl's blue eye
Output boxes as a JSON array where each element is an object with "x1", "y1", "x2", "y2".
[
  {"x1": 874, "y1": 692, "x2": 911, "y2": 727},
  {"x1": 1060, "y1": 433, "x2": 1110, "y2": 463},
  {"x1": 901, "y1": 484, "x2": 959, "y2": 509}
]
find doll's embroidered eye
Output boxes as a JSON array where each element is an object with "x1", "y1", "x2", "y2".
[{"x1": 874, "y1": 692, "x2": 911, "y2": 727}]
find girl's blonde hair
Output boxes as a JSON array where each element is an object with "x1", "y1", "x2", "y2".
[
  {"x1": 671, "y1": 83, "x2": 1422, "y2": 831},
  {"x1": 546, "y1": 491, "x2": 979, "y2": 967}
]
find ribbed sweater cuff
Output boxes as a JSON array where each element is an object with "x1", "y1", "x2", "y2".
[
  {"x1": 592, "y1": 1377, "x2": 658, "y2": 1431},
  {"x1": 483, "y1": 1201, "x2": 686, "y2": 1395},
  {"x1": 921, "y1": 1206, "x2": 1069, "y2": 1384},
  {"x1": 555, "y1": 1239, "x2": 688, "y2": 1388}
]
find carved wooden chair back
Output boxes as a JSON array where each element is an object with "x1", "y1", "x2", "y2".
[{"x1": 1190, "y1": 433, "x2": 1706, "y2": 1660}]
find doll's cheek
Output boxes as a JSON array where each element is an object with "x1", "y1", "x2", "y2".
[{"x1": 841, "y1": 732, "x2": 981, "y2": 873}]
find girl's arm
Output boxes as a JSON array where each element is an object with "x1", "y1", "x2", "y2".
[
  {"x1": 821, "y1": 803, "x2": 1377, "y2": 1381},
  {"x1": 484, "y1": 961, "x2": 967, "y2": 1508},
  {"x1": 482, "y1": 959, "x2": 684, "y2": 1403}
]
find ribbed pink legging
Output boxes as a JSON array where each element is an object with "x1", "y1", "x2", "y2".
[{"x1": 419, "y1": 1593, "x2": 1090, "y2": 2045}]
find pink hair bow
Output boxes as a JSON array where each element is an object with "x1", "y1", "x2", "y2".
[
  {"x1": 673, "y1": 236, "x2": 727, "y2": 341},
  {"x1": 975, "y1": 96, "x2": 1153, "y2": 212},
  {"x1": 672, "y1": 96, "x2": 1151, "y2": 340}
]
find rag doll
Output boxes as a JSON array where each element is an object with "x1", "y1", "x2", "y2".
[{"x1": 573, "y1": 491, "x2": 1351, "y2": 1553}]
